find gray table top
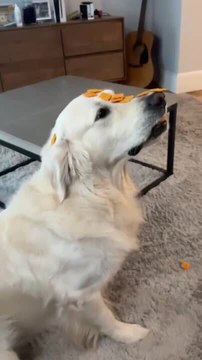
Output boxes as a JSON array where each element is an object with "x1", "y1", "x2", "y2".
[{"x1": 0, "y1": 76, "x2": 177, "y2": 158}]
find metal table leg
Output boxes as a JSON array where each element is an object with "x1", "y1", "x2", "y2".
[
  {"x1": 0, "y1": 158, "x2": 37, "y2": 209},
  {"x1": 0, "y1": 200, "x2": 5, "y2": 209},
  {"x1": 166, "y1": 103, "x2": 177, "y2": 176},
  {"x1": 130, "y1": 104, "x2": 178, "y2": 197}
]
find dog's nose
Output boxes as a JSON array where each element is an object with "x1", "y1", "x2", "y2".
[{"x1": 147, "y1": 92, "x2": 166, "y2": 107}]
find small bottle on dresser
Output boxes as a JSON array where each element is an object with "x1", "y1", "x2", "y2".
[{"x1": 14, "y1": 4, "x2": 23, "y2": 27}]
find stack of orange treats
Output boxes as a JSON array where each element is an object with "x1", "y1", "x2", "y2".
[{"x1": 84, "y1": 88, "x2": 167, "y2": 103}]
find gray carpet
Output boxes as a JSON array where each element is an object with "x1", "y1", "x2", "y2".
[{"x1": 0, "y1": 94, "x2": 201, "y2": 360}]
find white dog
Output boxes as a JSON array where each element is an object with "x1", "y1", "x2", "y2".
[{"x1": 0, "y1": 89, "x2": 166, "y2": 359}]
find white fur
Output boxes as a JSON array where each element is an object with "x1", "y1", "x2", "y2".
[{"x1": 0, "y1": 90, "x2": 165, "y2": 358}]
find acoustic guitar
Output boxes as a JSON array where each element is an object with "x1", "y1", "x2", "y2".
[{"x1": 126, "y1": 0, "x2": 154, "y2": 88}]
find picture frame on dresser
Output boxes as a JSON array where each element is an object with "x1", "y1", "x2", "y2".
[
  {"x1": 32, "y1": 0, "x2": 52, "y2": 21},
  {"x1": 0, "y1": 4, "x2": 15, "y2": 27}
]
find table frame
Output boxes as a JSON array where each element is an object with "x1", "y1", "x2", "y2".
[{"x1": 0, "y1": 103, "x2": 177, "y2": 209}]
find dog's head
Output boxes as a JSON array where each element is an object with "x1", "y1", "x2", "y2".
[{"x1": 42, "y1": 89, "x2": 167, "y2": 201}]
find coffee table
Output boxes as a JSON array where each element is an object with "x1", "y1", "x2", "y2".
[{"x1": 0, "y1": 75, "x2": 178, "y2": 209}]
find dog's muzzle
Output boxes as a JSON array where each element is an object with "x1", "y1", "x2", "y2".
[{"x1": 128, "y1": 92, "x2": 167, "y2": 156}]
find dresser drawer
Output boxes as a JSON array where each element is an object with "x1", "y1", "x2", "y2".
[
  {"x1": 1, "y1": 58, "x2": 65, "y2": 91},
  {"x1": 0, "y1": 27, "x2": 63, "y2": 64},
  {"x1": 62, "y1": 20, "x2": 123, "y2": 56},
  {"x1": 0, "y1": 26, "x2": 65, "y2": 91},
  {"x1": 65, "y1": 52, "x2": 124, "y2": 81}
]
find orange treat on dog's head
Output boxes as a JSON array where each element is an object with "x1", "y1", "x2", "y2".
[
  {"x1": 83, "y1": 87, "x2": 167, "y2": 103},
  {"x1": 99, "y1": 92, "x2": 112, "y2": 101},
  {"x1": 84, "y1": 91, "x2": 98, "y2": 97},
  {"x1": 111, "y1": 93, "x2": 125, "y2": 103},
  {"x1": 120, "y1": 95, "x2": 134, "y2": 103},
  {"x1": 87, "y1": 88, "x2": 102, "y2": 94},
  {"x1": 51, "y1": 133, "x2": 57, "y2": 145}
]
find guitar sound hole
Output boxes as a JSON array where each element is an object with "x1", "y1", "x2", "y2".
[{"x1": 133, "y1": 43, "x2": 149, "y2": 65}]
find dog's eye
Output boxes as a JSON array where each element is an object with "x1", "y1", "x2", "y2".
[{"x1": 95, "y1": 107, "x2": 110, "y2": 121}]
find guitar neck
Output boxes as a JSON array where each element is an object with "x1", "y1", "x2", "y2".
[{"x1": 136, "y1": 0, "x2": 147, "y2": 44}]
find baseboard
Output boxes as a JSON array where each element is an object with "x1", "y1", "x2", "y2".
[{"x1": 176, "y1": 70, "x2": 202, "y2": 93}]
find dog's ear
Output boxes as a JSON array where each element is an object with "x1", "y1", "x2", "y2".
[
  {"x1": 41, "y1": 137, "x2": 91, "y2": 202},
  {"x1": 53, "y1": 141, "x2": 72, "y2": 202}
]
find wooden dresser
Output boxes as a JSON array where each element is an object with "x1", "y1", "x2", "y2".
[{"x1": 0, "y1": 17, "x2": 125, "y2": 92}]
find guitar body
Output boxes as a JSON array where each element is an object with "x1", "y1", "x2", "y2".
[{"x1": 126, "y1": 31, "x2": 154, "y2": 88}]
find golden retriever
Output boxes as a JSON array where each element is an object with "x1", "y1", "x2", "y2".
[{"x1": 0, "y1": 89, "x2": 166, "y2": 359}]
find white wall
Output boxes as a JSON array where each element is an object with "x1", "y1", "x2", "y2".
[
  {"x1": 151, "y1": 0, "x2": 182, "y2": 91},
  {"x1": 176, "y1": 0, "x2": 202, "y2": 92},
  {"x1": 179, "y1": 0, "x2": 202, "y2": 72},
  {"x1": 65, "y1": 0, "x2": 102, "y2": 14},
  {"x1": 101, "y1": 0, "x2": 153, "y2": 32},
  {"x1": 149, "y1": 0, "x2": 202, "y2": 93},
  {"x1": 99, "y1": 0, "x2": 182, "y2": 91},
  {"x1": 100, "y1": 0, "x2": 182, "y2": 91},
  {"x1": 66, "y1": 0, "x2": 153, "y2": 31}
]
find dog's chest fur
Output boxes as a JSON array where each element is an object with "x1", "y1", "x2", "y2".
[{"x1": 1, "y1": 167, "x2": 142, "y2": 304}]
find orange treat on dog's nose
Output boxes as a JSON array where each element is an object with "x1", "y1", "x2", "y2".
[{"x1": 136, "y1": 88, "x2": 167, "y2": 98}]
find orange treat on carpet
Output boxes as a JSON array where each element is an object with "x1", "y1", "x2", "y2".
[{"x1": 180, "y1": 261, "x2": 190, "y2": 270}]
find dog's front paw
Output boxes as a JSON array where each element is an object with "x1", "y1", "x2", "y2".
[{"x1": 112, "y1": 322, "x2": 149, "y2": 344}]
